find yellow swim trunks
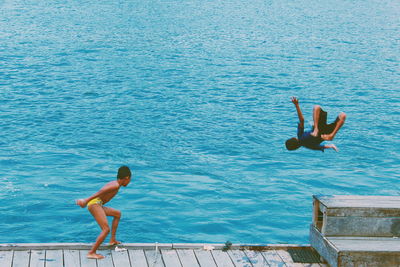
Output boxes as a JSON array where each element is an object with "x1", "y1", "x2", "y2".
[{"x1": 87, "y1": 197, "x2": 103, "y2": 208}]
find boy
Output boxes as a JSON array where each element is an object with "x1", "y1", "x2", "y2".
[
  {"x1": 285, "y1": 97, "x2": 346, "y2": 152},
  {"x1": 76, "y1": 166, "x2": 131, "y2": 259}
]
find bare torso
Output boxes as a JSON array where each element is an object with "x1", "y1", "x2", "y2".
[{"x1": 97, "y1": 181, "x2": 120, "y2": 204}]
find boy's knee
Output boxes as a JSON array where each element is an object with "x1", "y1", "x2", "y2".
[
  {"x1": 115, "y1": 210, "x2": 121, "y2": 219},
  {"x1": 314, "y1": 105, "x2": 321, "y2": 111},
  {"x1": 340, "y1": 112, "x2": 346, "y2": 120},
  {"x1": 102, "y1": 226, "x2": 110, "y2": 233}
]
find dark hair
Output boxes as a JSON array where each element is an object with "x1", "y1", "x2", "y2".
[
  {"x1": 117, "y1": 165, "x2": 131, "y2": 179},
  {"x1": 285, "y1": 138, "x2": 301, "y2": 151}
]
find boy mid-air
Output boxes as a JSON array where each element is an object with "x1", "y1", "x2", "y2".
[
  {"x1": 285, "y1": 97, "x2": 346, "y2": 152},
  {"x1": 76, "y1": 166, "x2": 131, "y2": 259}
]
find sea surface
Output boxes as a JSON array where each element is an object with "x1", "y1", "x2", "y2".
[{"x1": 0, "y1": 0, "x2": 399, "y2": 244}]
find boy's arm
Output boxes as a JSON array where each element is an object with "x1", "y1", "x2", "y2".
[
  {"x1": 76, "y1": 182, "x2": 119, "y2": 208},
  {"x1": 291, "y1": 97, "x2": 304, "y2": 128}
]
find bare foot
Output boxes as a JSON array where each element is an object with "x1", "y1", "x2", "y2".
[
  {"x1": 109, "y1": 240, "x2": 122, "y2": 246},
  {"x1": 87, "y1": 253, "x2": 105, "y2": 259},
  {"x1": 311, "y1": 129, "x2": 319, "y2": 137}
]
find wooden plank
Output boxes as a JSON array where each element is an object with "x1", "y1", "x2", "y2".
[
  {"x1": 0, "y1": 243, "x2": 92, "y2": 251},
  {"x1": 145, "y1": 250, "x2": 164, "y2": 267},
  {"x1": 277, "y1": 249, "x2": 322, "y2": 267},
  {"x1": 227, "y1": 250, "x2": 252, "y2": 267},
  {"x1": 80, "y1": 250, "x2": 98, "y2": 267},
  {"x1": 316, "y1": 195, "x2": 400, "y2": 208},
  {"x1": 29, "y1": 250, "x2": 45, "y2": 267},
  {"x1": 274, "y1": 250, "x2": 302, "y2": 267},
  {"x1": 312, "y1": 198, "x2": 320, "y2": 227},
  {"x1": 0, "y1": 243, "x2": 174, "y2": 251},
  {"x1": 261, "y1": 250, "x2": 287, "y2": 267},
  {"x1": 11, "y1": 250, "x2": 30, "y2": 267},
  {"x1": 323, "y1": 216, "x2": 400, "y2": 237},
  {"x1": 328, "y1": 237, "x2": 400, "y2": 251},
  {"x1": 112, "y1": 249, "x2": 131, "y2": 267},
  {"x1": 63, "y1": 249, "x2": 81, "y2": 267},
  {"x1": 128, "y1": 244, "x2": 172, "y2": 250},
  {"x1": 128, "y1": 249, "x2": 148, "y2": 267},
  {"x1": 329, "y1": 236, "x2": 400, "y2": 241},
  {"x1": 194, "y1": 250, "x2": 217, "y2": 267},
  {"x1": 161, "y1": 249, "x2": 182, "y2": 267},
  {"x1": 176, "y1": 249, "x2": 199, "y2": 267},
  {"x1": 243, "y1": 250, "x2": 270, "y2": 267},
  {"x1": 321, "y1": 212, "x2": 327, "y2": 236},
  {"x1": 298, "y1": 264, "x2": 321, "y2": 267},
  {"x1": 45, "y1": 250, "x2": 63, "y2": 267},
  {"x1": 97, "y1": 250, "x2": 114, "y2": 267},
  {"x1": 325, "y1": 200, "x2": 400, "y2": 208},
  {"x1": 323, "y1": 195, "x2": 400, "y2": 201},
  {"x1": 211, "y1": 250, "x2": 235, "y2": 267},
  {"x1": 309, "y1": 225, "x2": 338, "y2": 267},
  {"x1": 173, "y1": 244, "x2": 226, "y2": 250},
  {"x1": 338, "y1": 251, "x2": 400, "y2": 267},
  {"x1": 0, "y1": 251, "x2": 13, "y2": 267},
  {"x1": 326, "y1": 207, "x2": 400, "y2": 217}
]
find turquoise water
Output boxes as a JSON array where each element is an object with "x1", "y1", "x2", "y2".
[{"x1": 0, "y1": 0, "x2": 399, "y2": 244}]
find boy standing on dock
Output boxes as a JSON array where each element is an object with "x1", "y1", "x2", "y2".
[
  {"x1": 76, "y1": 166, "x2": 131, "y2": 259},
  {"x1": 285, "y1": 97, "x2": 346, "y2": 152}
]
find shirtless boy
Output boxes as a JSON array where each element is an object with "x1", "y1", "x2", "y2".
[
  {"x1": 285, "y1": 97, "x2": 346, "y2": 152},
  {"x1": 76, "y1": 166, "x2": 131, "y2": 259}
]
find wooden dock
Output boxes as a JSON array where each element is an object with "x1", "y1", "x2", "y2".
[
  {"x1": 310, "y1": 195, "x2": 400, "y2": 266},
  {"x1": 0, "y1": 243, "x2": 328, "y2": 267}
]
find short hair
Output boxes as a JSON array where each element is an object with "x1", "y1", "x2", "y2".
[
  {"x1": 117, "y1": 166, "x2": 131, "y2": 179},
  {"x1": 285, "y1": 138, "x2": 301, "y2": 151}
]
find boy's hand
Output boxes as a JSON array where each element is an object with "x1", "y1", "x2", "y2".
[
  {"x1": 76, "y1": 199, "x2": 87, "y2": 208},
  {"x1": 291, "y1": 97, "x2": 299, "y2": 105}
]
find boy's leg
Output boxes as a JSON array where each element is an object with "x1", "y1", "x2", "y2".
[
  {"x1": 321, "y1": 112, "x2": 346, "y2": 141},
  {"x1": 311, "y1": 105, "x2": 321, "y2": 136},
  {"x1": 87, "y1": 205, "x2": 110, "y2": 259},
  {"x1": 103, "y1": 207, "x2": 122, "y2": 245}
]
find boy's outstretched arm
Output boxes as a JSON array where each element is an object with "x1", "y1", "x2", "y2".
[
  {"x1": 76, "y1": 182, "x2": 119, "y2": 208},
  {"x1": 291, "y1": 97, "x2": 304, "y2": 127}
]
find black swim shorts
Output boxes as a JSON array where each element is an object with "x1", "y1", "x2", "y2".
[{"x1": 317, "y1": 109, "x2": 339, "y2": 135}]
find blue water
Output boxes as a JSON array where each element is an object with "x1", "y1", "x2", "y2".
[{"x1": 0, "y1": 0, "x2": 399, "y2": 244}]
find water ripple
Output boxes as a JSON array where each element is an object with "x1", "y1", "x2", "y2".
[{"x1": 0, "y1": 0, "x2": 399, "y2": 244}]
